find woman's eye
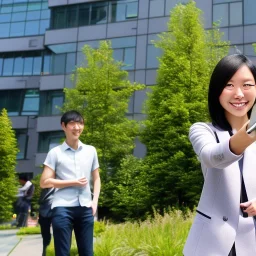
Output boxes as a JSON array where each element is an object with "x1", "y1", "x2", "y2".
[{"x1": 225, "y1": 84, "x2": 233, "y2": 88}]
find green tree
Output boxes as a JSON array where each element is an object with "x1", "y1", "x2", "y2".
[
  {"x1": 62, "y1": 41, "x2": 144, "y2": 215},
  {"x1": 0, "y1": 109, "x2": 19, "y2": 222},
  {"x1": 110, "y1": 155, "x2": 151, "y2": 221},
  {"x1": 141, "y1": 1, "x2": 229, "y2": 212},
  {"x1": 31, "y1": 174, "x2": 42, "y2": 216}
]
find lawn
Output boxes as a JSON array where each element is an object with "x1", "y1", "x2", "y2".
[{"x1": 46, "y1": 210, "x2": 194, "y2": 256}]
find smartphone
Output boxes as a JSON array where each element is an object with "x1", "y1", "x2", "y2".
[{"x1": 247, "y1": 104, "x2": 256, "y2": 134}]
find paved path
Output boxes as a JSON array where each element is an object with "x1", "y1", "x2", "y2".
[
  {"x1": 0, "y1": 230, "x2": 20, "y2": 256},
  {"x1": 9, "y1": 234, "x2": 43, "y2": 256},
  {"x1": 0, "y1": 230, "x2": 43, "y2": 256}
]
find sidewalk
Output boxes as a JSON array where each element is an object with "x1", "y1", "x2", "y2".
[{"x1": 9, "y1": 234, "x2": 43, "y2": 256}]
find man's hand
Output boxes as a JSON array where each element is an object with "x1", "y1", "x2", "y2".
[
  {"x1": 240, "y1": 199, "x2": 256, "y2": 216},
  {"x1": 76, "y1": 177, "x2": 88, "y2": 187},
  {"x1": 91, "y1": 202, "x2": 98, "y2": 216}
]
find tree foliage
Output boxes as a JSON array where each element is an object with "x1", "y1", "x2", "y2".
[
  {"x1": 141, "y1": 0, "x2": 229, "y2": 211},
  {"x1": 0, "y1": 109, "x2": 19, "y2": 222},
  {"x1": 62, "y1": 41, "x2": 145, "y2": 214},
  {"x1": 31, "y1": 174, "x2": 42, "y2": 215},
  {"x1": 110, "y1": 155, "x2": 151, "y2": 221}
]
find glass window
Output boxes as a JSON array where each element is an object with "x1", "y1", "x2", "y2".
[
  {"x1": 123, "y1": 48, "x2": 135, "y2": 70},
  {"x1": 41, "y1": 2, "x2": 48, "y2": 10},
  {"x1": 21, "y1": 89, "x2": 39, "y2": 115},
  {"x1": 90, "y1": 2, "x2": 107, "y2": 25},
  {"x1": 67, "y1": 5, "x2": 77, "y2": 28},
  {"x1": 33, "y1": 54, "x2": 42, "y2": 75},
  {"x1": 0, "y1": 56, "x2": 3, "y2": 75},
  {"x1": 1, "y1": 5, "x2": 12, "y2": 14},
  {"x1": 13, "y1": 54, "x2": 24, "y2": 76},
  {"x1": 149, "y1": 0, "x2": 164, "y2": 17},
  {"x1": 10, "y1": 22, "x2": 25, "y2": 36},
  {"x1": 66, "y1": 52, "x2": 76, "y2": 73},
  {"x1": 0, "y1": 90, "x2": 23, "y2": 116},
  {"x1": 42, "y1": 51, "x2": 52, "y2": 75},
  {"x1": 76, "y1": 51, "x2": 85, "y2": 67},
  {"x1": 52, "y1": 54, "x2": 65, "y2": 74},
  {"x1": 28, "y1": 2, "x2": 41, "y2": 11},
  {"x1": 213, "y1": 4, "x2": 229, "y2": 27},
  {"x1": 111, "y1": 0, "x2": 138, "y2": 22},
  {"x1": 12, "y1": 12, "x2": 26, "y2": 22},
  {"x1": 230, "y1": 2, "x2": 242, "y2": 26},
  {"x1": 39, "y1": 90, "x2": 64, "y2": 116},
  {"x1": 52, "y1": 7, "x2": 66, "y2": 29},
  {"x1": 244, "y1": 44, "x2": 256, "y2": 56},
  {"x1": 126, "y1": 1, "x2": 138, "y2": 19},
  {"x1": 78, "y1": 40, "x2": 99, "y2": 50},
  {"x1": 38, "y1": 131, "x2": 64, "y2": 153},
  {"x1": 26, "y1": 10, "x2": 40, "y2": 21},
  {"x1": 41, "y1": 9, "x2": 50, "y2": 19},
  {"x1": 48, "y1": 43, "x2": 77, "y2": 54},
  {"x1": 0, "y1": 23, "x2": 10, "y2": 37},
  {"x1": 111, "y1": 36, "x2": 136, "y2": 48},
  {"x1": 111, "y1": 1, "x2": 126, "y2": 22},
  {"x1": 23, "y1": 54, "x2": 33, "y2": 75},
  {"x1": 244, "y1": 0, "x2": 256, "y2": 25},
  {"x1": 39, "y1": 19, "x2": 49, "y2": 34},
  {"x1": 51, "y1": 95, "x2": 63, "y2": 115},
  {"x1": 3, "y1": 56, "x2": 14, "y2": 76},
  {"x1": 0, "y1": 13, "x2": 11, "y2": 23},
  {"x1": 25, "y1": 20, "x2": 39, "y2": 35},
  {"x1": 213, "y1": 0, "x2": 240, "y2": 3},
  {"x1": 147, "y1": 44, "x2": 162, "y2": 68},
  {"x1": 13, "y1": 3, "x2": 27, "y2": 12},
  {"x1": 16, "y1": 130, "x2": 27, "y2": 160},
  {"x1": 113, "y1": 48, "x2": 124, "y2": 62},
  {"x1": 2, "y1": 0, "x2": 12, "y2": 4},
  {"x1": 78, "y1": 4, "x2": 90, "y2": 26}
]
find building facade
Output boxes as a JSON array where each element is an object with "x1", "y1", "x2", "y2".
[{"x1": 0, "y1": 0, "x2": 255, "y2": 178}]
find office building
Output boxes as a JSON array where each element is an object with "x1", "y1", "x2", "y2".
[{"x1": 0, "y1": 0, "x2": 254, "y2": 177}]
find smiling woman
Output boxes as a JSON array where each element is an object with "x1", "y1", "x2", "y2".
[{"x1": 184, "y1": 54, "x2": 256, "y2": 256}]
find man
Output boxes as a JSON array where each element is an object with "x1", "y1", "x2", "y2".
[
  {"x1": 16, "y1": 174, "x2": 34, "y2": 227},
  {"x1": 40, "y1": 110, "x2": 101, "y2": 256},
  {"x1": 38, "y1": 187, "x2": 55, "y2": 256}
]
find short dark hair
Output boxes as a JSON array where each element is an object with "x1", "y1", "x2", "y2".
[
  {"x1": 208, "y1": 54, "x2": 256, "y2": 131},
  {"x1": 19, "y1": 173, "x2": 28, "y2": 182},
  {"x1": 60, "y1": 110, "x2": 84, "y2": 126}
]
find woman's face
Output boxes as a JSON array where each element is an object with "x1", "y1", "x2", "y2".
[{"x1": 219, "y1": 65, "x2": 256, "y2": 120}]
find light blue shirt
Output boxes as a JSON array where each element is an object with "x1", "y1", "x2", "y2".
[{"x1": 44, "y1": 140, "x2": 99, "y2": 209}]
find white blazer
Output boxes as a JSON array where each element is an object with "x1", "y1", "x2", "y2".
[{"x1": 183, "y1": 122, "x2": 256, "y2": 256}]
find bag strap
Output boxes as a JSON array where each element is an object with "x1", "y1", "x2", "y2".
[{"x1": 42, "y1": 187, "x2": 55, "y2": 202}]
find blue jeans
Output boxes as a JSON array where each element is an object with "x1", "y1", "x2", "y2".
[{"x1": 52, "y1": 206, "x2": 94, "y2": 256}]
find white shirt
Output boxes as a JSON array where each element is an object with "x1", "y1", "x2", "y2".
[{"x1": 44, "y1": 140, "x2": 99, "y2": 209}]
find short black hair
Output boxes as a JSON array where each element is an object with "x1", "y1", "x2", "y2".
[
  {"x1": 208, "y1": 54, "x2": 256, "y2": 131},
  {"x1": 19, "y1": 174, "x2": 28, "y2": 182},
  {"x1": 60, "y1": 110, "x2": 84, "y2": 126}
]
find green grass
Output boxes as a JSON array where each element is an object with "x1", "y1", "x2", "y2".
[
  {"x1": 0, "y1": 224, "x2": 17, "y2": 230},
  {"x1": 94, "y1": 210, "x2": 193, "y2": 256},
  {"x1": 16, "y1": 226, "x2": 41, "y2": 235},
  {"x1": 46, "y1": 210, "x2": 194, "y2": 256}
]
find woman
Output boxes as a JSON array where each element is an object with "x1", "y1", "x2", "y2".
[{"x1": 183, "y1": 54, "x2": 256, "y2": 256}]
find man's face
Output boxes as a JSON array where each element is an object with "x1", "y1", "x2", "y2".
[
  {"x1": 19, "y1": 179, "x2": 25, "y2": 185},
  {"x1": 61, "y1": 120, "x2": 84, "y2": 140}
]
